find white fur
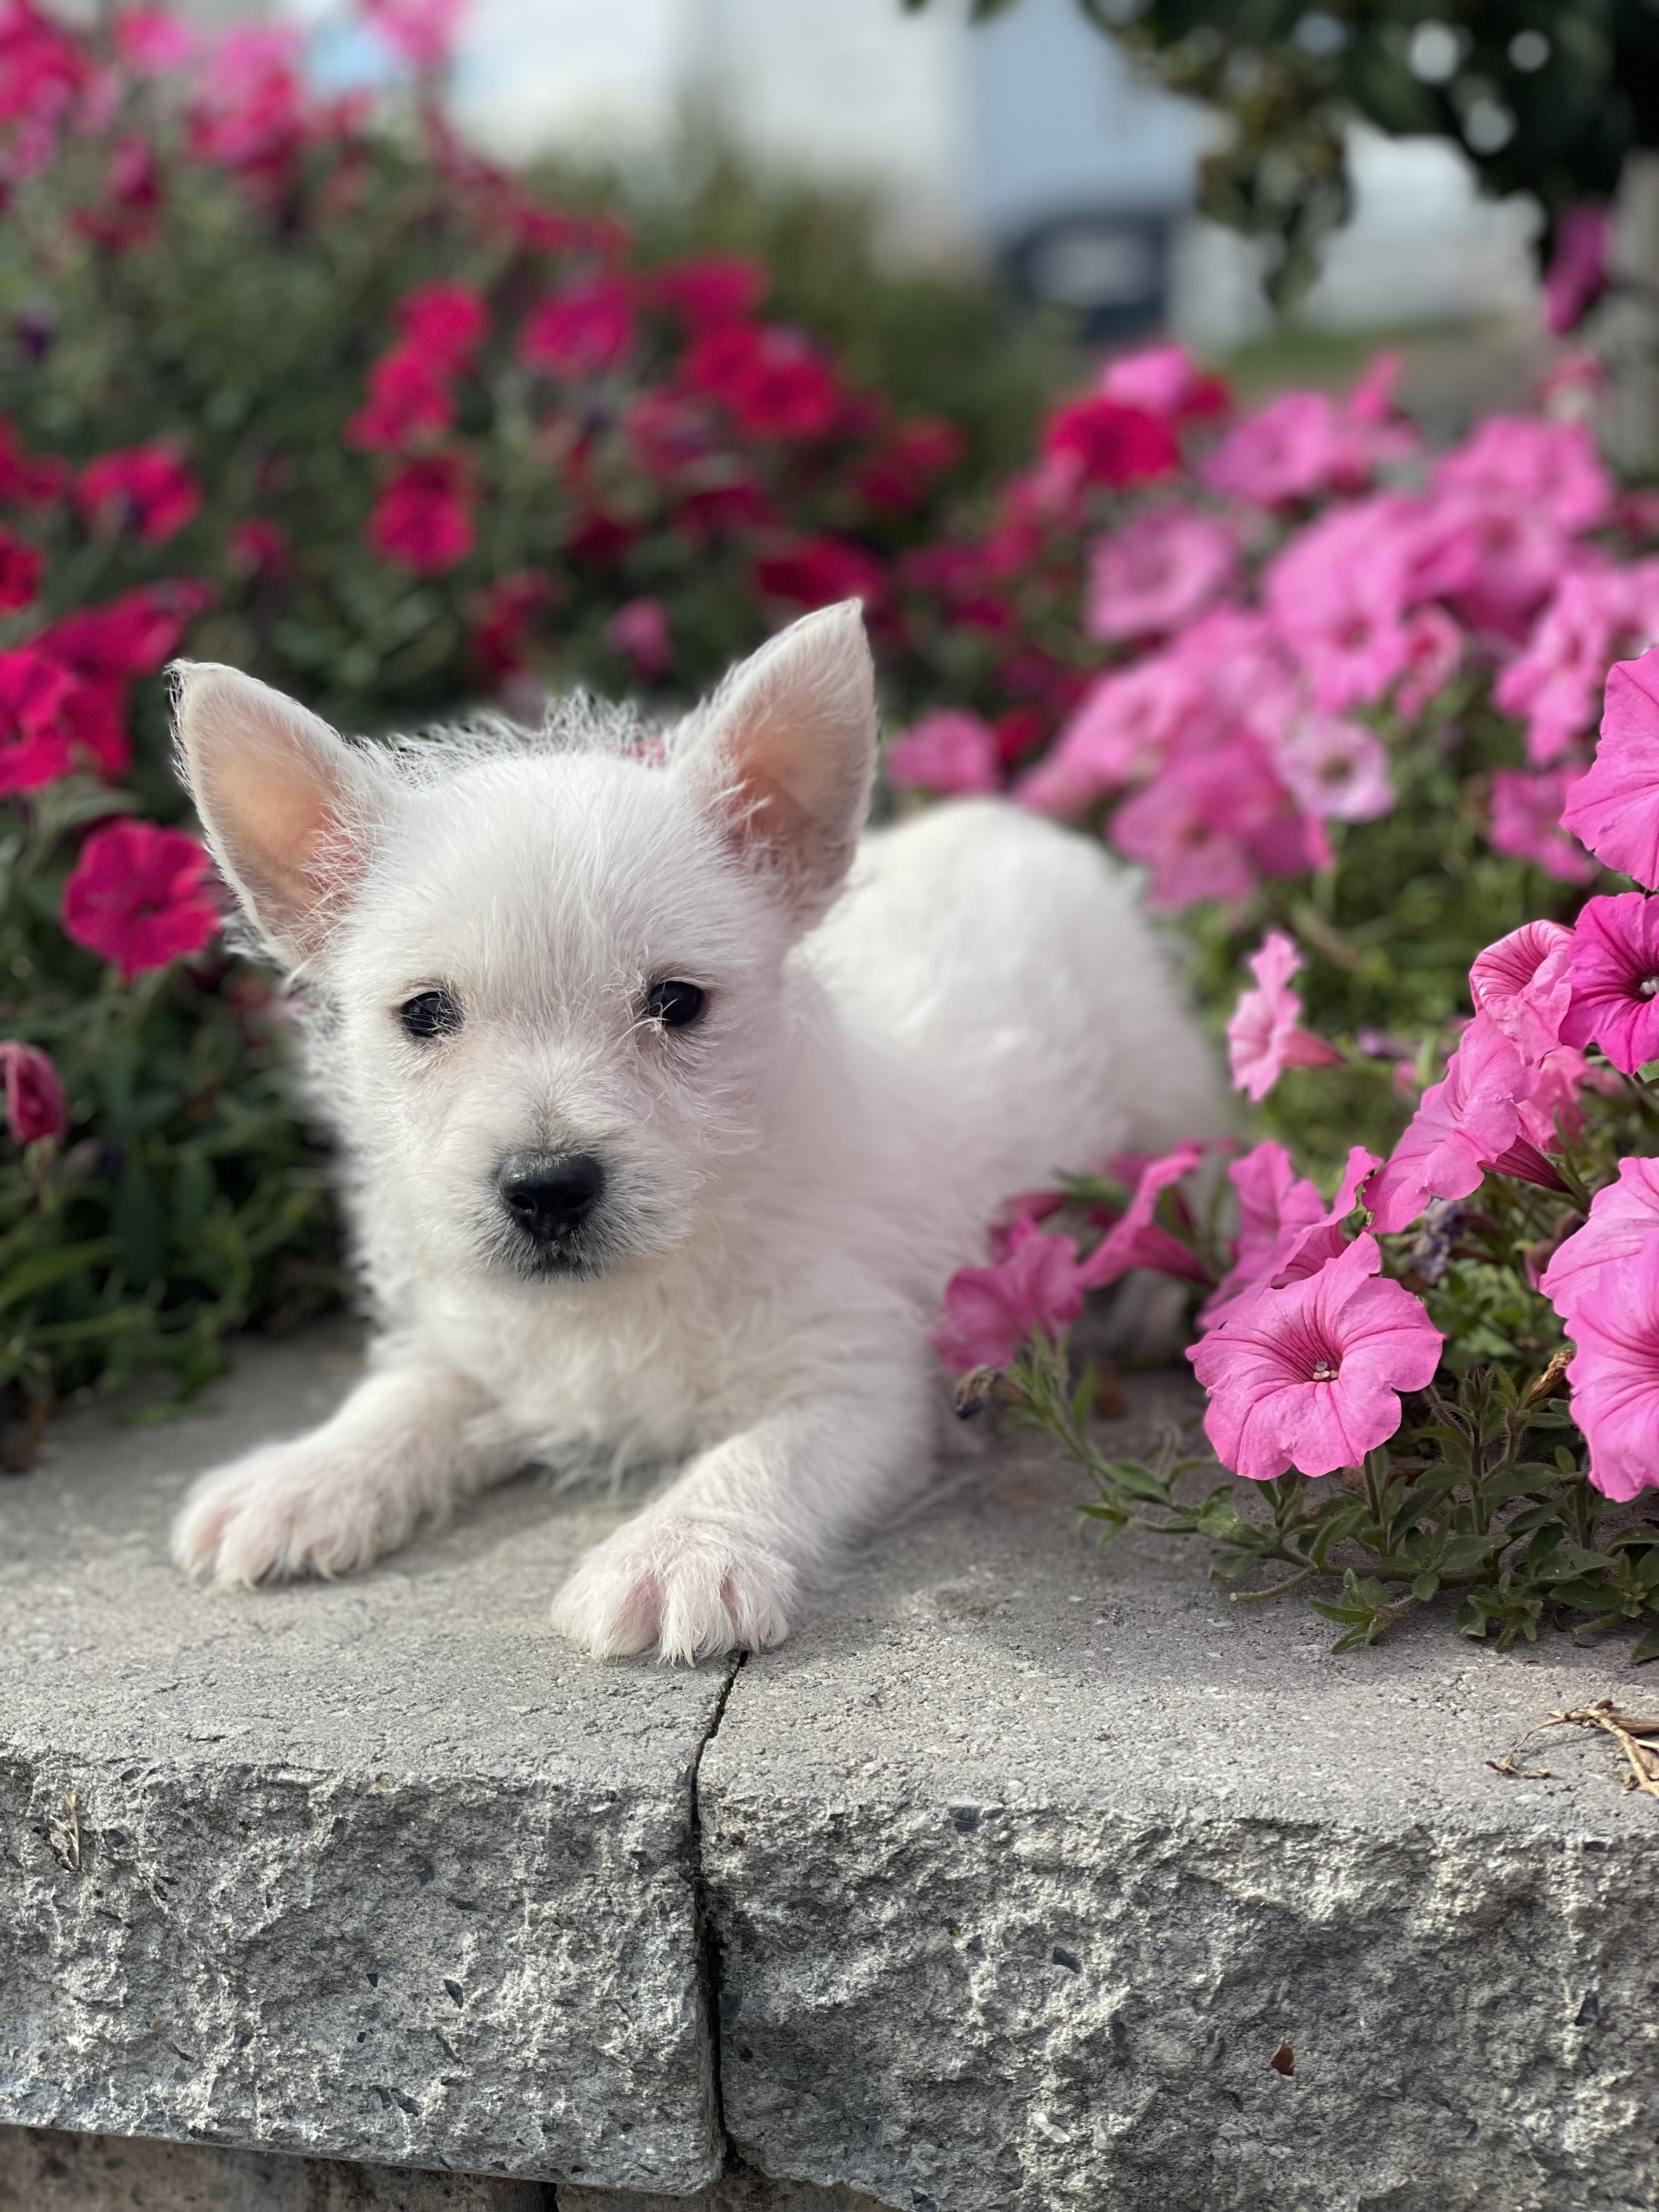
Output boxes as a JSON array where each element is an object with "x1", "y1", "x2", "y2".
[{"x1": 169, "y1": 605, "x2": 1225, "y2": 1661}]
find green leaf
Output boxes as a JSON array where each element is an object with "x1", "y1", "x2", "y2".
[{"x1": 1630, "y1": 1624, "x2": 1659, "y2": 1666}]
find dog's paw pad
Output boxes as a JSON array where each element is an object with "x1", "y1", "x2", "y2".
[{"x1": 551, "y1": 1519, "x2": 795, "y2": 1664}]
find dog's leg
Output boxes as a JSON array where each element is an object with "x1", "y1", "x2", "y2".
[
  {"x1": 172, "y1": 1356, "x2": 512, "y2": 1586},
  {"x1": 551, "y1": 1361, "x2": 930, "y2": 1662}
]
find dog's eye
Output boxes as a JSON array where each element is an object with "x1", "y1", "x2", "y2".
[
  {"x1": 399, "y1": 989, "x2": 462, "y2": 1041},
  {"x1": 644, "y1": 979, "x2": 707, "y2": 1030}
]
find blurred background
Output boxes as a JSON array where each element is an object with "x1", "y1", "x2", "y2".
[{"x1": 154, "y1": 0, "x2": 1553, "y2": 420}]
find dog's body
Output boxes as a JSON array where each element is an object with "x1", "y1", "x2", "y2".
[{"x1": 171, "y1": 605, "x2": 1223, "y2": 1660}]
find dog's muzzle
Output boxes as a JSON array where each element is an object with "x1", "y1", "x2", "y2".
[{"x1": 495, "y1": 1149, "x2": 607, "y2": 1271}]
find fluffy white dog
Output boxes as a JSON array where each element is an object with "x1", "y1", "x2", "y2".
[{"x1": 170, "y1": 602, "x2": 1223, "y2": 1660}]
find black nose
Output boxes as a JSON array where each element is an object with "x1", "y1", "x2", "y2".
[{"x1": 497, "y1": 1152, "x2": 606, "y2": 1244}]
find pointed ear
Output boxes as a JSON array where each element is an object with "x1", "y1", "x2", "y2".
[
  {"x1": 172, "y1": 661, "x2": 382, "y2": 966},
  {"x1": 675, "y1": 601, "x2": 877, "y2": 925}
]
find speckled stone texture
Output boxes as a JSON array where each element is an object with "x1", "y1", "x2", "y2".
[
  {"x1": 702, "y1": 1379, "x2": 1659, "y2": 2212},
  {"x1": 0, "y1": 1330, "x2": 726, "y2": 2195}
]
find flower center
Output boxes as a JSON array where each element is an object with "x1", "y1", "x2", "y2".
[
  {"x1": 1641, "y1": 977, "x2": 1659, "y2": 1000},
  {"x1": 1310, "y1": 1358, "x2": 1340, "y2": 1381}
]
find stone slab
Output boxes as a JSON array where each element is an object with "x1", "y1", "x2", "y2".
[
  {"x1": 0, "y1": 1329, "x2": 726, "y2": 2194},
  {"x1": 702, "y1": 1377, "x2": 1659, "y2": 2212},
  {"x1": 0, "y1": 2123, "x2": 545, "y2": 2210}
]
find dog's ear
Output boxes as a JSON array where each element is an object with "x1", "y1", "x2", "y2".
[
  {"x1": 676, "y1": 600, "x2": 877, "y2": 924},
  {"x1": 173, "y1": 662, "x2": 382, "y2": 966}
]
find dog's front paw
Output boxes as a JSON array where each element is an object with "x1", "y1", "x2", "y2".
[
  {"x1": 172, "y1": 1440, "x2": 404, "y2": 1587},
  {"x1": 551, "y1": 1516, "x2": 796, "y2": 1664}
]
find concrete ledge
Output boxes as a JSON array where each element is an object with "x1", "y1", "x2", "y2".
[{"x1": 4, "y1": 1330, "x2": 1658, "y2": 2211}]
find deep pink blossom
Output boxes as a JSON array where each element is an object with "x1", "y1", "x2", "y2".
[
  {"x1": 886, "y1": 710, "x2": 1000, "y2": 797},
  {"x1": 1561, "y1": 892, "x2": 1659, "y2": 1074},
  {"x1": 1367, "y1": 1015, "x2": 1530, "y2": 1233},
  {"x1": 1085, "y1": 507, "x2": 1235, "y2": 640},
  {"x1": 1, "y1": 1039, "x2": 65, "y2": 1145},
  {"x1": 1226, "y1": 930, "x2": 1343, "y2": 1103},
  {"x1": 1541, "y1": 1155, "x2": 1659, "y2": 1318},
  {"x1": 1495, "y1": 567, "x2": 1640, "y2": 766},
  {"x1": 1489, "y1": 767, "x2": 1595, "y2": 885},
  {"x1": 1208, "y1": 1144, "x2": 1385, "y2": 1330},
  {"x1": 932, "y1": 1220, "x2": 1089, "y2": 1370},
  {"x1": 1098, "y1": 345, "x2": 1228, "y2": 424},
  {"x1": 682, "y1": 324, "x2": 841, "y2": 439},
  {"x1": 347, "y1": 345, "x2": 454, "y2": 450},
  {"x1": 1201, "y1": 385, "x2": 1415, "y2": 507},
  {"x1": 1201, "y1": 1141, "x2": 1327, "y2": 1325},
  {"x1": 0, "y1": 647, "x2": 75, "y2": 794},
  {"x1": 61, "y1": 819, "x2": 219, "y2": 979},
  {"x1": 362, "y1": 0, "x2": 465, "y2": 71},
  {"x1": 1080, "y1": 1142, "x2": 1209, "y2": 1288},
  {"x1": 1544, "y1": 207, "x2": 1610, "y2": 335},
  {"x1": 1394, "y1": 605, "x2": 1464, "y2": 719},
  {"x1": 1436, "y1": 415, "x2": 1611, "y2": 537},
  {"x1": 1272, "y1": 714, "x2": 1393, "y2": 822},
  {"x1": 0, "y1": 527, "x2": 40, "y2": 611},
  {"x1": 652, "y1": 256, "x2": 767, "y2": 328},
  {"x1": 519, "y1": 278, "x2": 634, "y2": 378},
  {"x1": 1560, "y1": 645, "x2": 1659, "y2": 889},
  {"x1": 396, "y1": 281, "x2": 487, "y2": 369},
  {"x1": 1016, "y1": 657, "x2": 1208, "y2": 816},
  {"x1": 754, "y1": 535, "x2": 883, "y2": 612},
  {"x1": 1040, "y1": 398, "x2": 1178, "y2": 489},
  {"x1": 1560, "y1": 1235, "x2": 1659, "y2": 1501},
  {"x1": 1189, "y1": 1234, "x2": 1442, "y2": 1482},
  {"x1": 78, "y1": 444, "x2": 200, "y2": 544},
  {"x1": 368, "y1": 455, "x2": 475, "y2": 573},
  {"x1": 1109, "y1": 742, "x2": 1328, "y2": 910},
  {"x1": 1470, "y1": 919, "x2": 1575, "y2": 1063},
  {"x1": 1263, "y1": 498, "x2": 1417, "y2": 711}
]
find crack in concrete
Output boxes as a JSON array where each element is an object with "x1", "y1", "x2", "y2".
[{"x1": 689, "y1": 1653, "x2": 746, "y2": 2171}]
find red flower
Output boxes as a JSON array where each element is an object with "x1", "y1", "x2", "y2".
[
  {"x1": 394, "y1": 280, "x2": 487, "y2": 371},
  {"x1": 78, "y1": 444, "x2": 201, "y2": 544},
  {"x1": 0, "y1": 527, "x2": 41, "y2": 610},
  {"x1": 682, "y1": 324, "x2": 842, "y2": 439},
  {"x1": 37, "y1": 581, "x2": 212, "y2": 679},
  {"x1": 227, "y1": 517, "x2": 289, "y2": 576},
  {"x1": 518, "y1": 278, "x2": 634, "y2": 377},
  {"x1": 603, "y1": 596, "x2": 671, "y2": 679},
  {"x1": 1041, "y1": 397, "x2": 1179, "y2": 489},
  {"x1": 61, "y1": 819, "x2": 220, "y2": 980},
  {"x1": 1, "y1": 1040, "x2": 66, "y2": 1146},
  {"x1": 754, "y1": 535, "x2": 884, "y2": 611},
  {"x1": 0, "y1": 417, "x2": 65, "y2": 506},
  {"x1": 0, "y1": 647, "x2": 75, "y2": 794},
  {"x1": 651, "y1": 255, "x2": 767, "y2": 328},
  {"x1": 470, "y1": 571, "x2": 554, "y2": 682},
  {"x1": 347, "y1": 342, "x2": 455, "y2": 450},
  {"x1": 851, "y1": 417, "x2": 963, "y2": 514},
  {"x1": 368, "y1": 454, "x2": 476, "y2": 573}
]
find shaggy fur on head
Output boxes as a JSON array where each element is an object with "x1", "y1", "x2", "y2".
[{"x1": 168, "y1": 602, "x2": 1226, "y2": 1662}]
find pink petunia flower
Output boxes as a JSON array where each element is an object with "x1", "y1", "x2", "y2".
[
  {"x1": 1040, "y1": 398, "x2": 1178, "y2": 490},
  {"x1": 1015, "y1": 657, "x2": 1209, "y2": 816},
  {"x1": 1226, "y1": 930, "x2": 1343, "y2": 1104},
  {"x1": 602, "y1": 596, "x2": 671, "y2": 680},
  {"x1": 518, "y1": 278, "x2": 634, "y2": 379},
  {"x1": 682, "y1": 323, "x2": 841, "y2": 439},
  {"x1": 885, "y1": 709, "x2": 1000, "y2": 797},
  {"x1": 1560, "y1": 645, "x2": 1659, "y2": 890},
  {"x1": 1494, "y1": 566, "x2": 1637, "y2": 767},
  {"x1": 0, "y1": 647, "x2": 76, "y2": 794},
  {"x1": 1541, "y1": 1155, "x2": 1659, "y2": 1318},
  {"x1": 1435, "y1": 415, "x2": 1611, "y2": 537},
  {"x1": 1084, "y1": 507, "x2": 1236, "y2": 641},
  {"x1": 1488, "y1": 766, "x2": 1596, "y2": 885},
  {"x1": 362, "y1": 0, "x2": 466, "y2": 71},
  {"x1": 1544, "y1": 206, "x2": 1610, "y2": 336},
  {"x1": 78, "y1": 444, "x2": 201, "y2": 545},
  {"x1": 1470, "y1": 919, "x2": 1575, "y2": 1062},
  {"x1": 1560, "y1": 1234, "x2": 1659, "y2": 1501},
  {"x1": 931, "y1": 1220, "x2": 1089, "y2": 1372},
  {"x1": 1201, "y1": 1141, "x2": 1327, "y2": 1325},
  {"x1": 1561, "y1": 891, "x2": 1659, "y2": 1074},
  {"x1": 1367, "y1": 1014, "x2": 1530, "y2": 1234},
  {"x1": 1393, "y1": 604, "x2": 1464, "y2": 720},
  {"x1": 1189, "y1": 1234, "x2": 1442, "y2": 1482},
  {"x1": 1079, "y1": 1141, "x2": 1210, "y2": 1289},
  {"x1": 1, "y1": 1039, "x2": 66, "y2": 1146},
  {"x1": 367, "y1": 455, "x2": 476, "y2": 574},
  {"x1": 1201, "y1": 382, "x2": 1416, "y2": 508},
  {"x1": 1271, "y1": 713, "x2": 1394, "y2": 822},
  {"x1": 1097, "y1": 344, "x2": 1229, "y2": 423},
  {"x1": 1109, "y1": 742, "x2": 1330, "y2": 911},
  {"x1": 61, "y1": 819, "x2": 220, "y2": 980}
]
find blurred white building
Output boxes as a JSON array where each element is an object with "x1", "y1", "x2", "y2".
[{"x1": 285, "y1": 0, "x2": 1542, "y2": 345}]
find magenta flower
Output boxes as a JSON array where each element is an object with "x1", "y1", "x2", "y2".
[
  {"x1": 518, "y1": 278, "x2": 635, "y2": 380},
  {"x1": 1561, "y1": 892, "x2": 1659, "y2": 1074},
  {"x1": 1544, "y1": 206, "x2": 1610, "y2": 335},
  {"x1": 1367, "y1": 1015, "x2": 1529, "y2": 1234},
  {"x1": 1435, "y1": 415, "x2": 1611, "y2": 537},
  {"x1": 932, "y1": 1221, "x2": 1088, "y2": 1372},
  {"x1": 1561, "y1": 1234, "x2": 1659, "y2": 1501},
  {"x1": 1542, "y1": 1156, "x2": 1659, "y2": 1320},
  {"x1": 1470, "y1": 918, "x2": 1575, "y2": 1063},
  {"x1": 367, "y1": 455, "x2": 476, "y2": 574},
  {"x1": 1488, "y1": 766, "x2": 1595, "y2": 885},
  {"x1": 1271, "y1": 714, "x2": 1393, "y2": 823},
  {"x1": 362, "y1": 0, "x2": 465, "y2": 71},
  {"x1": 61, "y1": 819, "x2": 220, "y2": 980},
  {"x1": 1204, "y1": 1143, "x2": 1380, "y2": 1328},
  {"x1": 602, "y1": 597, "x2": 672, "y2": 680},
  {"x1": 1394, "y1": 605, "x2": 1463, "y2": 719},
  {"x1": 1494, "y1": 567, "x2": 1635, "y2": 767},
  {"x1": 1017, "y1": 657, "x2": 1207, "y2": 816},
  {"x1": 1084, "y1": 507, "x2": 1235, "y2": 641},
  {"x1": 77, "y1": 444, "x2": 201, "y2": 545},
  {"x1": 1097, "y1": 345, "x2": 1229, "y2": 423},
  {"x1": 885, "y1": 709, "x2": 1000, "y2": 797},
  {"x1": 1189, "y1": 1234, "x2": 1442, "y2": 1482},
  {"x1": 1, "y1": 1040, "x2": 66, "y2": 1146},
  {"x1": 1226, "y1": 930, "x2": 1343, "y2": 1104},
  {"x1": 1080, "y1": 1141, "x2": 1210, "y2": 1289},
  {"x1": 1560, "y1": 645, "x2": 1659, "y2": 889}
]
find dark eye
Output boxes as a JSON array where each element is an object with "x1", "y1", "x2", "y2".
[
  {"x1": 399, "y1": 988, "x2": 462, "y2": 1040},
  {"x1": 644, "y1": 979, "x2": 707, "y2": 1030}
]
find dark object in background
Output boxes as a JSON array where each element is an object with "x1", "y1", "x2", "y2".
[{"x1": 1004, "y1": 206, "x2": 1172, "y2": 341}]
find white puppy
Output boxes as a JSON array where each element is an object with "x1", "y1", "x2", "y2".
[{"x1": 170, "y1": 602, "x2": 1223, "y2": 1661}]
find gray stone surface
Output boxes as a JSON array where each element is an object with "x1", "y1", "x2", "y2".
[
  {"x1": 0, "y1": 2124, "x2": 545, "y2": 2209},
  {"x1": 0, "y1": 1329, "x2": 726, "y2": 2194},
  {"x1": 702, "y1": 1376, "x2": 1659, "y2": 2212}
]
